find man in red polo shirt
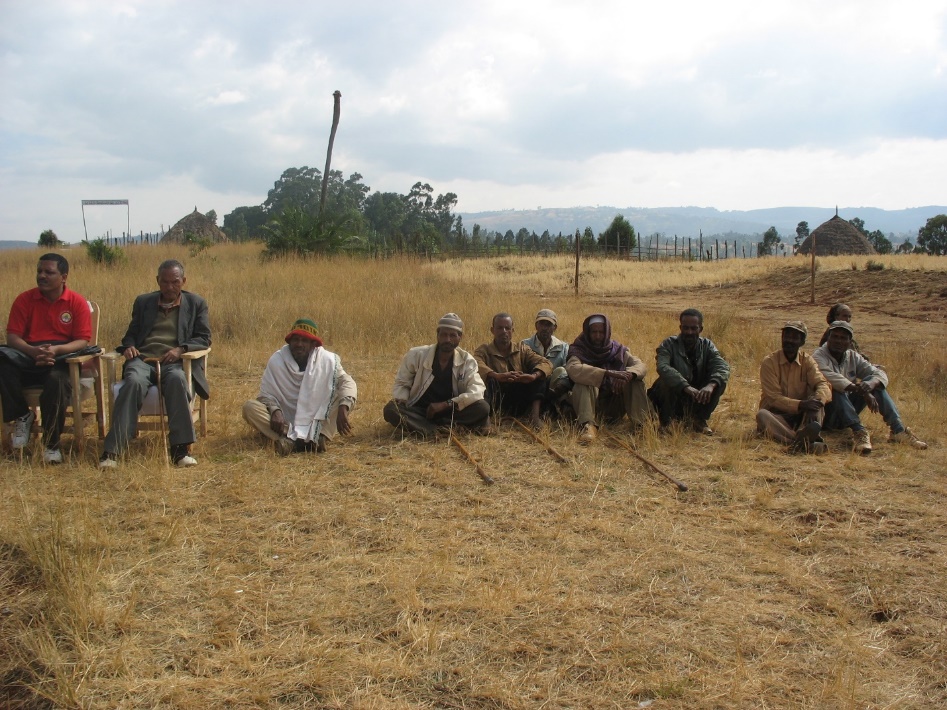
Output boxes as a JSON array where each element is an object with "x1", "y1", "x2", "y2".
[{"x1": 1, "y1": 253, "x2": 92, "y2": 463}]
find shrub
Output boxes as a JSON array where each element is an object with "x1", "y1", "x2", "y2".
[
  {"x1": 38, "y1": 229, "x2": 63, "y2": 248},
  {"x1": 183, "y1": 231, "x2": 214, "y2": 257},
  {"x1": 83, "y1": 238, "x2": 125, "y2": 266},
  {"x1": 865, "y1": 260, "x2": 885, "y2": 272},
  {"x1": 262, "y1": 205, "x2": 359, "y2": 258}
]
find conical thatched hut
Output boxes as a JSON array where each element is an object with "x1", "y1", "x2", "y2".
[
  {"x1": 798, "y1": 215, "x2": 875, "y2": 256},
  {"x1": 160, "y1": 208, "x2": 229, "y2": 244}
]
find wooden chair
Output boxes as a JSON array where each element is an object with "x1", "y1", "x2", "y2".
[
  {"x1": 17, "y1": 301, "x2": 107, "y2": 452},
  {"x1": 104, "y1": 348, "x2": 211, "y2": 438}
]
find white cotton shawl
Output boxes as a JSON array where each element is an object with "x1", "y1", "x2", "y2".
[{"x1": 259, "y1": 345, "x2": 338, "y2": 443}]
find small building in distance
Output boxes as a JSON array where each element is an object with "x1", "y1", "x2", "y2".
[
  {"x1": 798, "y1": 215, "x2": 876, "y2": 256},
  {"x1": 160, "y1": 208, "x2": 230, "y2": 245}
]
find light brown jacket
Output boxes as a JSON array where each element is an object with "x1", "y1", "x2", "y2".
[{"x1": 566, "y1": 351, "x2": 647, "y2": 387}]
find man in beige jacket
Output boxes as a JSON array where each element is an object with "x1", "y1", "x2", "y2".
[
  {"x1": 383, "y1": 313, "x2": 490, "y2": 437},
  {"x1": 565, "y1": 313, "x2": 650, "y2": 444}
]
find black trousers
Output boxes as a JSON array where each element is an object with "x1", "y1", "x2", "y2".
[
  {"x1": 0, "y1": 357, "x2": 72, "y2": 448},
  {"x1": 383, "y1": 398, "x2": 490, "y2": 436},
  {"x1": 485, "y1": 378, "x2": 545, "y2": 418},
  {"x1": 647, "y1": 378, "x2": 726, "y2": 426}
]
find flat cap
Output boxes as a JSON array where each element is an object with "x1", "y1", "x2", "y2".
[
  {"x1": 437, "y1": 312, "x2": 464, "y2": 334},
  {"x1": 535, "y1": 308, "x2": 558, "y2": 326},
  {"x1": 782, "y1": 320, "x2": 808, "y2": 336},
  {"x1": 828, "y1": 320, "x2": 854, "y2": 336}
]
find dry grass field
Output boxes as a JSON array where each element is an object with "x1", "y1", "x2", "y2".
[{"x1": 1, "y1": 244, "x2": 945, "y2": 709}]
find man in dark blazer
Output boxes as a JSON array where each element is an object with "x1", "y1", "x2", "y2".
[{"x1": 100, "y1": 259, "x2": 211, "y2": 468}]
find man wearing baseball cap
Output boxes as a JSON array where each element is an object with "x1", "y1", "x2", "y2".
[
  {"x1": 756, "y1": 321, "x2": 832, "y2": 454},
  {"x1": 383, "y1": 313, "x2": 490, "y2": 437},
  {"x1": 521, "y1": 309, "x2": 572, "y2": 407},
  {"x1": 813, "y1": 320, "x2": 926, "y2": 454},
  {"x1": 242, "y1": 318, "x2": 357, "y2": 455}
]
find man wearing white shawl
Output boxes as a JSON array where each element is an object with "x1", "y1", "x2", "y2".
[{"x1": 243, "y1": 318, "x2": 356, "y2": 455}]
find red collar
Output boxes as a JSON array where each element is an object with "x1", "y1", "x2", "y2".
[{"x1": 30, "y1": 286, "x2": 69, "y2": 303}]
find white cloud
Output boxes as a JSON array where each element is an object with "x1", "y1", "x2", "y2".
[
  {"x1": 439, "y1": 138, "x2": 947, "y2": 213},
  {"x1": 206, "y1": 90, "x2": 247, "y2": 106},
  {"x1": 1, "y1": 0, "x2": 946, "y2": 240}
]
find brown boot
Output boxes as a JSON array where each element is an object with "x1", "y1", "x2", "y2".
[{"x1": 578, "y1": 423, "x2": 598, "y2": 445}]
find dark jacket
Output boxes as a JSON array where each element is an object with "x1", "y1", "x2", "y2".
[
  {"x1": 117, "y1": 290, "x2": 212, "y2": 399},
  {"x1": 654, "y1": 335, "x2": 730, "y2": 392}
]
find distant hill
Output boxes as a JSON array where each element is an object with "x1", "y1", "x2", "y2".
[
  {"x1": 457, "y1": 205, "x2": 947, "y2": 242},
  {"x1": 0, "y1": 240, "x2": 39, "y2": 250},
  {"x1": 0, "y1": 234, "x2": 161, "y2": 249}
]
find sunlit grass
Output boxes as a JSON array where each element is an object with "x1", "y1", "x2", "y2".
[{"x1": 1, "y1": 244, "x2": 945, "y2": 708}]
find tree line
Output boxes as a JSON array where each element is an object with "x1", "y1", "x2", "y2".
[
  {"x1": 208, "y1": 166, "x2": 947, "y2": 258},
  {"x1": 756, "y1": 216, "x2": 947, "y2": 256},
  {"x1": 218, "y1": 167, "x2": 645, "y2": 257},
  {"x1": 28, "y1": 165, "x2": 947, "y2": 258},
  {"x1": 222, "y1": 167, "x2": 459, "y2": 256}
]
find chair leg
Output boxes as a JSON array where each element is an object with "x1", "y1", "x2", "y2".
[
  {"x1": 199, "y1": 397, "x2": 207, "y2": 437},
  {"x1": 95, "y1": 377, "x2": 106, "y2": 439},
  {"x1": 70, "y1": 364, "x2": 84, "y2": 452}
]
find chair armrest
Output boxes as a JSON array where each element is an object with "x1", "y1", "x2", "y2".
[
  {"x1": 182, "y1": 348, "x2": 211, "y2": 360},
  {"x1": 66, "y1": 353, "x2": 101, "y2": 364},
  {"x1": 102, "y1": 351, "x2": 122, "y2": 388}
]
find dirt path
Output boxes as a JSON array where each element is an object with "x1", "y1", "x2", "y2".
[{"x1": 605, "y1": 264, "x2": 947, "y2": 351}]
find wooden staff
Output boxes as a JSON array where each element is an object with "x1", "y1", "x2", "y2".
[
  {"x1": 509, "y1": 418, "x2": 569, "y2": 463},
  {"x1": 449, "y1": 433, "x2": 494, "y2": 485},
  {"x1": 145, "y1": 358, "x2": 170, "y2": 469},
  {"x1": 605, "y1": 432, "x2": 688, "y2": 492}
]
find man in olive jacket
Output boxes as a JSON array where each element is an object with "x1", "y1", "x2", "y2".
[{"x1": 647, "y1": 308, "x2": 730, "y2": 435}]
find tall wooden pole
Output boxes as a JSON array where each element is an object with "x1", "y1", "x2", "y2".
[
  {"x1": 320, "y1": 90, "x2": 342, "y2": 216},
  {"x1": 574, "y1": 230, "x2": 581, "y2": 297},
  {"x1": 810, "y1": 232, "x2": 817, "y2": 304}
]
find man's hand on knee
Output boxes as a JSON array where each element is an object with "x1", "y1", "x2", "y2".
[{"x1": 270, "y1": 410, "x2": 287, "y2": 435}]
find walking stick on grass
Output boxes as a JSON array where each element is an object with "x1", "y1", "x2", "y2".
[
  {"x1": 145, "y1": 358, "x2": 170, "y2": 469},
  {"x1": 449, "y1": 432, "x2": 494, "y2": 485},
  {"x1": 605, "y1": 432, "x2": 688, "y2": 492},
  {"x1": 509, "y1": 418, "x2": 569, "y2": 463}
]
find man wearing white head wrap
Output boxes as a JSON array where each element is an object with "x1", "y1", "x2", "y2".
[{"x1": 565, "y1": 313, "x2": 650, "y2": 444}]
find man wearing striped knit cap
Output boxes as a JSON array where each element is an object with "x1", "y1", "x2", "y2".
[{"x1": 243, "y1": 318, "x2": 357, "y2": 455}]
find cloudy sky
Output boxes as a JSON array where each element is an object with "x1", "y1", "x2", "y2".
[{"x1": 2, "y1": 0, "x2": 945, "y2": 242}]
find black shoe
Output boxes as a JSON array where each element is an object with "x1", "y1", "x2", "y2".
[
  {"x1": 789, "y1": 422, "x2": 822, "y2": 454},
  {"x1": 170, "y1": 444, "x2": 197, "y2": 467},
  {"x1": 294, "y1": 439, "x2": 323, "y2": 453}
]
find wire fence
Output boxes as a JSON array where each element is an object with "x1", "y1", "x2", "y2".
[{"x1": 89, "y1": 231, "x2": 803, "y2": 262}]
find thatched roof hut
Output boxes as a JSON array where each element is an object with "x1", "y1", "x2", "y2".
[
  {"x1": 798, "y1": 215, "x2": 875, "y2": 256},
  {"x1": 161, "y1": 208, "x2": 229, "y2": 244}
]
